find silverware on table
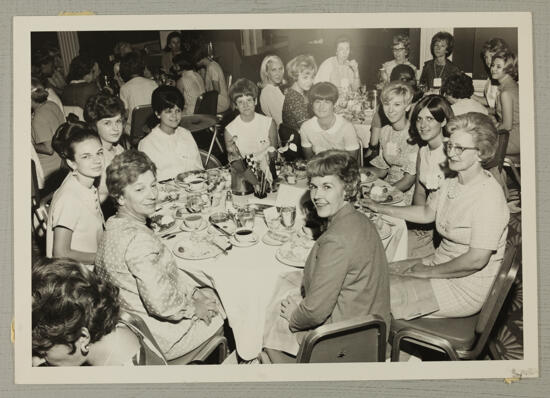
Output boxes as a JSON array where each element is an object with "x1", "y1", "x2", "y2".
[
  {"x1": 161, "y1": 229, "x2": 186, "y2": 239},
  {"x1": 210, "y1": 223, "x2": 233, "y2": 238}
]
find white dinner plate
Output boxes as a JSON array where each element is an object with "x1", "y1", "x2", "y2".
[
  {"x1": 275, "y1": 249, "x2": 305, "y2": 268},
  {"x1": 172, "y1": 238, "x2": 220, "y2": 260},
  {"x1": 262, "y1": 233, "x2": 284, "y2": 246}
]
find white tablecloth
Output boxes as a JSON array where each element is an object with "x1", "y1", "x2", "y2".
[{"x1": 164, "y1": 183, "x2": 407, "y2": 360}]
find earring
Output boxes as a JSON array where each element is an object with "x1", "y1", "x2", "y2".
[{"x1": 81, "y1": 345, "x2": 89, "y2": 356}]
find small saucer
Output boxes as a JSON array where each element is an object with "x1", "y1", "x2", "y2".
[
  {"x1": 179, "y1": 218, "x2": 208, "y2": 232},
  {"x1": 262, "y1": 233, "x2": 284, "y2": 246},
  {"x1": 229, "y1": 233, "x2": 259, "y2": 247}
]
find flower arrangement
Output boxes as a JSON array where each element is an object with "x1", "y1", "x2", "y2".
[{"x1": 335, "y1": 90, "x2": 374, "y2": 125}]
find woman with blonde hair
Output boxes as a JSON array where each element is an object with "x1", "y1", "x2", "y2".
[{"x1": 259, "y1": 54, "x2": 285, "y2": 127}]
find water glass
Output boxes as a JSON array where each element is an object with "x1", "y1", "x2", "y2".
[
  {"x1": 280, "y1": 206, "x2": 297, "y2": 230},
  {"x1": 237, "y1": 207, "x2": 255, "y2": 230}
]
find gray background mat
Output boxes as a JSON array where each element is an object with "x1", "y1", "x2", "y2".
[{"x1": 2, "y1": 0, "x2": 548, "y2": 396}]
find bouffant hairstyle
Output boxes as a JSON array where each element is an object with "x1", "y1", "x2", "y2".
[
  {"x1": 51, "y1": 120, "x2": 101, "y2": 161},
  {"x1": 229, "y1": 78, "x2": 259, "y2": 103},
  {"x1": 163, "y1": 31, "x2": 183, "y2": 52},
  {"x1": 172, "y1": 53, "x2": 195, "y2": 72},
  {"x1": 481, "y1": 38, "x2": 509, "y2": 57},
  {"x1": 66, "y1": 54, "x2": 96, "y2": 82},
  {"x1": 389, "y1": 64, "x2": 416, "y2": 83},
  {"x1": 380, "y1": 80, "x2": 414, "y2": 105},
  {"x1": 492, "y1": 50, "x2": 519, "y2": 81},
  {"x1": 430, "y1": 31, "x2": 454, "y2": 58},
  {"x1": 410, "y1": 95, "x2": 454, "y2": 144},
  {"x1": 286, "y1": 55, "x2": 317, "y2": 82},
  {"x1": 32, "y1": 258, "x2": 120, "y2": 358},
  {"x1": 31, "y1": 77, "x2": 49, "y2": 104},
  {"x1": 335, "y1": 36, "x2": 351, "y2": 49},
  {"x1": 306, "y1": 149, "x2": 359, "y2": 201},
  {"x1": 441, "y1": 73, "x2": 475, "y2": 99},
  {"x1": 308, "y1": 82, "x2": 339, "y2": 105},
  {"x1": 260, "y1": 55, "x2": 284, "y2": 85},
  {"x1": 106, "y1": 149, "x2": 157, "y2": 200},
  {"x1": 119, "y1": 51, "x2": 146, "y2": 83},
  {"x1": 84, "y1": 93, "x2": 127, "y2": 127},
  {"x1": 446, "y1": 112, "x2": 498, "y2": 164},
  {"x1": 151, "y1": 85, "x2": 185, "y2": 115},
  {"x1": 392, "y1": 34, "x2": 411, "y2": 57}
]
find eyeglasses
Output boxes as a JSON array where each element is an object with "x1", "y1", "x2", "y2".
[
  {"x1": 444, "y1": 142, "x2": 478, "y2": 156},
  {"x1": 392, "y1": 47, "x2": 406, "y2": 52}
]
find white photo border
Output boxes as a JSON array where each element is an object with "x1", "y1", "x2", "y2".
[{"x1": 13, "y1": 11, "x2": 538, "y2": 384}]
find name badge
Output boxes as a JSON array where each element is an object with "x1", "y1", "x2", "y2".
[{"x1": 433, "y1": 78, "x2": 442, "y2": 88}]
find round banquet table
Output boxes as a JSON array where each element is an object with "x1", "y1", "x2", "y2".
[
  {"x1": 159, "y1": 178, "x2": 407, "y2": 360},
  {"x1": 179, "y1": 114, "x2": 217, "y2": 132}
]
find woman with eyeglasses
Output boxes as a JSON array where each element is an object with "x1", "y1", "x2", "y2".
[
  {"x1": 380, "y1": 34, "x2": 418, "y2": 84},
  {"x1": 364, "y1": 113, "x2": 509, "y2": 319}
]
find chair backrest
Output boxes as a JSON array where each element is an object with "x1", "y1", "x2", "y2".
[
  {"x1": 472, "y1": 222, "x2": 522, "y2": 357},
  {"x1": 194, "y1": 90, "x2": 219, "y2": 115},
  {"x1": 118, "y1": 311, "x2": 168, "y2": 365},
  {"x1": 296, "y1": 314, "x2": 387, "y2": 363},
  {"x1": 63, "y1": 105, "x2": 84, "y2": 121},
  {"x1": 199, "y1": 149, "x2": 223, "y2": 169},
  {"x1": 278, "y1": 123, "x2": 302, "y2": 161},
  {"x1": 130, "y1": 105, "x2": 154, "y2": 147},
  {"x1": 483, "y1": 129, "x2": 510, "y2": 172}
]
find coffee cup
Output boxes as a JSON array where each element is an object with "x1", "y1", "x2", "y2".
[
  {"x1": 183, "y1": 214, "x2": 203, "y2": 230},
  {"x1": 187, "y1": 178, "x2": 206, "y2": 192},
  {"x1": 234, "y1": 227, "x2": 256, "y2": 243}
]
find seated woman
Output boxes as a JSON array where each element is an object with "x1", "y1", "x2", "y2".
[
  {"x1": 381, "y1": 34, "x2": 418, "y2": 84},
  {"x1": 194, "y1": 48, "x2": 230, "y2": 113},
  {"x1": 418, "y1": 31, "x2": 462, "y2": 92},
  {"x1": 31, "y1": 77, "x2": 65, "y2": 193},
  {"x1": 281, "y1": 55, "x2": 317, "y2": 158},
  {"x1": 119, "y1": 51, "x2": 158, "y2": 133},
  {"x1": 61, "y1": 54, "x2": 101, "y2": 110},
  {"x1": 441, "y1": 73, "x2": 488, "y2": 116},
  {"x1": 263, "y1": 150, "x2": 390, "y2": 357},
  {"x1": 95, "y1": 150, "x2": 224, "y2": 360},
  {"x1": 367, "y1": 81, "x2": 419, "y2": 205},
  {"x1": 300, "y1": 82, "x2": 359, "y2": 160},
  {"x1": 173, "y1": 54, "x2": 205, "y2": 116},
  {"x1": 84, "y1": 93, "x2": 129, "y2": 218},
  {"x1": 473, "y1": 38, "x2": 510, "y2": 112},
  {"x1": 408, "y1": 95, "x2": 454, "y2": 258},
  {"x1": 47, "y1": 121, "x2": 105, "y2": 265},
  {"x1": 161, "y1": 31, "x2": 184, "y2": 74},
  {"x1": 32, "y1": 257, "x2": 166, "y2": 366},
  {"x1": 225, "y1": 78, "x2": 278, "y2": 184},
  {"x1": 365, "y1": 113, "x2": 509, "y2": 319},
  {"x1": 368, "y1": 64, "x2": 418, "y2": 160},
  {"x1": 138, "y1": 85, "x2": 203, "y2": 181},
  {"x1": 492, "y1": 49, "x2": 520, "y2": 156},
  {"x1": 314, "y1": 36, "x2": 360, "y2": 94},
  {"x1": 259, "y1": 55, "x2": 285, "y2": 128}
]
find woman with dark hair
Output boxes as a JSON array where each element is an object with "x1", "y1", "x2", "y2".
[
  {"x1": 61, "y1": 54, "x2": 101, "y2": 109},
  {"x1": 491, "y1": 50, "x2": 520, "y2": 155},
  {"x1": 314, "y1": 36, "x2": 360, "y2": 93},
  {"x1": 365, "y1": 113, "x2": 509, "y2": 319},
  {"x1": 162, "y1": 31, "x2": 183, "y2": 74},
  {"x1": 441, "y1": 73, "x2": 488, "y2": 116},
  {"x1": 95, "y1": 150, "x2": 225, "y2": 360},
  {"x1": 138, "y1": 85, "x2": 203, "y2": 181},
  {"x1": 194, "y1": 47, "x2": 230, "y2": 113},
  {"x1": 47, "y1": 121, "x2": 105, "y2": 264},
  {"x1": 300, "y1": 81, "x2": 359, "y2": 160},
  {"x1": 418, "y1": 31, "x2": 462, "y2": 91},
  {"x1": 474, "y1": 38, "x2": 510, "y2": 111},
  {"x1": 173, "y1": 54, "x2": 205, "y2": 115},
  {"x1": 119, "y1": 51, "x2": 158, "y2": 132},
  {"x1": 84, "y1": 93, "x2": 129, "y2": 215},
  {"x1": 32, "y1": 258, "x2": 166, "y2": 366},
  {"x1": 31, "y1": 77, "x2": 65, "y2": 191},
  {"x1": 263, "y1": 150, "x2": 390, "y2": 357}
]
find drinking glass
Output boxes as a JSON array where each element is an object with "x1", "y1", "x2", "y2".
[
  {"x1": 280, "y1": 206, "x2": 297, "y2": 230},
  {"x1": 237, "y1": 207, "x2": 255, "y2": 230}
]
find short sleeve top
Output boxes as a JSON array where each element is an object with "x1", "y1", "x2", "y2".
[{"x1": 300, "y1": 114, "x2": 359, "y2": 154}]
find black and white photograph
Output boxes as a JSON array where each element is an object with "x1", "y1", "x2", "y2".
[{"x1": 13, "y1": 11, "x2": 538, "y2": 384}]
